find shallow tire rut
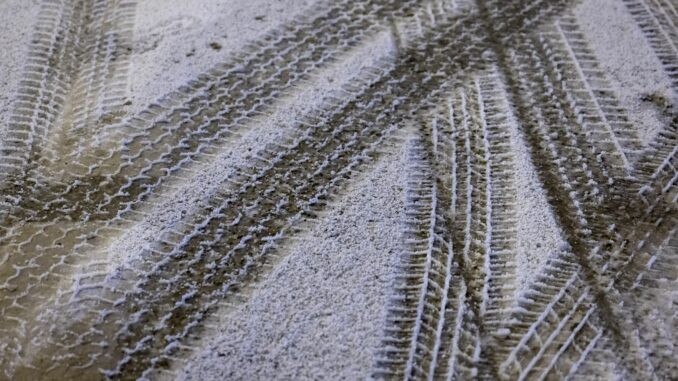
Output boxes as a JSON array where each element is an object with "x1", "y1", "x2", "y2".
[{"x1": 0, "y1": 0, "x2": 676, "y2": 379}]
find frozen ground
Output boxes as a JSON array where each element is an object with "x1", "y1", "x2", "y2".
[{"x1": 0, "y1": 0, "x2": 676, "y2": 380}]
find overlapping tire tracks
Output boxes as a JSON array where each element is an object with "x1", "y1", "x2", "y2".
[
  {"x1": 0, "y1": 0, "x2": 439, "y2": 377},
  {"x1": 0, "y1": 0, "x2": 676, "y2": 379},
  {"x1": 1, "y1": 0, "x2": 487, "y2": 378},
  {"x1": 3, "y1": 0, "x2": 574, "y2": 378},
  {"x1": 374, "y1": 0, "x2": 677, "y2": 379},
  {"x1": 374, "y1": 70, "x2": 522, "y2": 380}
]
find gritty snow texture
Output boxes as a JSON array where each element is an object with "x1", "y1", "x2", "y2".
[
  {"x1": 0, "y1": 0, "x2": 41, "y2": 145},
  {"x1": 129, "y1": 0, "x2": 321, "y2": 115},
  {"x1": 1, "y1": 0, "x2": 675, "y2": 378},
  {"x1": 172, "y1": 142, "x2": 409, "y2": 381},
  {"x1": 574, "y1": 0, "x2": 677, "y2": 145}
]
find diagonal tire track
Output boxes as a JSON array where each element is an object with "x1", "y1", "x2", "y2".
[
  {"x1": 375, "y1": 0, "x2": 677, "y2": 378},
  {"x1": 17, "y1": 0, "x2": 576, "y2": 378},
  {"x1": 0, "y1": 1, "x2": 451, "y2": 372},
  {"x1": 0, "y1": 0, "x2": 136, "y2": 189},
  {"x1": 478, "y1": 0, "x2": 677, "y2": 379},
  {"x1": 0, "y1": 5, "x2": 456, "y2": 348},
  {"x1": 2, "y1": 0, "x2": 676, "y2": 379}
]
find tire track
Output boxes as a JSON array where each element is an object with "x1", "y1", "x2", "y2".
[
  {"x1": 614, "y1": 227, "x2": 677, "y2": 380},
  {"x1": 4, "y1": 0, "x2": 674, "y2": 378},
  {"x1": 0, "y1": 0, "x2": 438, "y2": 259},
  {"x1": 374, "y1": 71, "x2": 524, "y2": 380},
  {"x1": 567, "y1": 334, "x2": 628, "y2": 380},
  {"x1": 0, "y1": 2, "x2": 453, "y2": 343},
  {"x1": 633, "y1": 113, "x2": 677, "y2": 192},
  {"x1": 622, "y1": 0, "x2": 678, "y2": 89},
  {"x1": 548, "y1": 14, "x2": 645, "y2": 172},
  {"x1": 376, "y1": 0, "x2": 675, "y2": 379},
  {"x1": 0, "y1": 0, "x2": 136, "y2": 188},
  {"x1": 373, "y1": 0, "x2": 677, "y2": 378},
  {"x1": 0, "y1": 1, "x2": 448, "y2": 374},
  {"x1": 373, "y1": 134, "x2": 444, "y2": 380},
  {"x1": 0, "y1": 0, "x2": 84, "y2": 182},
  {"x1": 504, "y1": 192, "x2": 677, "y2": 379},
  {"x1": 618, "y1": 0, "x2": 678, "y2": 197},
  {"x1": 0, "y1": 2, "x2": 137, "y2": 376},
  {"x1": 516, "y1": 171, "x2": 675, "y2": 377},
  {"x1": 43, "y1": 0, "x2": 137, "y2": 179},
  {"x1": 6, "y1": 6, "x2": 470, "y2": 378},
  {"x1": 369, "y1": 0, "x2": 607, "y2": 378},
  {"x1": 1, "y1": 0, "x2": 429, "y2": 213},
  {"x1": 491, "y1": 34, "x2": 655, "y2": 381},
  {"x1": 474, "y1": 71, "x2": 521, "y2": 376},
  {"x1": 471, "y1": 60, "x2": 624, "y2": 369},
  {"x1": 11, "y1": 0, "x2": 576, "y2": 378},
  {"x1": 478, "y1": 1, "x2": 677, "y2": 379}
]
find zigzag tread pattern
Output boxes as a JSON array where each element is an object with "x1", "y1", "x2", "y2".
[{"x1": 0, "y1": 0, "x2": 675, "y2": 380}]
